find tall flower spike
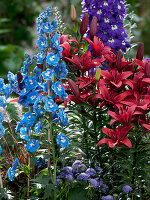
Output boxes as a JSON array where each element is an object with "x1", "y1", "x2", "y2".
[{"x1": 81, "y1": 0, "x2": 131, "y2": 52}]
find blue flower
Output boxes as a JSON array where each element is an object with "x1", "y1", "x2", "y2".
[
  {"x1": 26, "y1": 139, "x2": 40, "y2": 152},
  {"x1": 101, "y1": 195, "x2": 114, "y2": 200},
  {"x1": 86, "y1": 168, "x2": 96, "y2": 177},
  {"x1": 52, "y1": 111, "x2": 59, "y2": 123},
  {"x1": 44, "y1": 96, "x2": 59, "y2": 112},
  {"x1": 36, "y1": 50, "x2": 46, "y2": 64},
  {"x1": 58, "y1": 109, "x2": 68, "y2": 126},
  {"x1": 21, "y1": 112, "x2": 36, "y2": 127},
  {"x1": 26, "y1": 90, "x2": 40, "y2": 105},
  {"x1": 0, "y1": 112, "x2": 4, "y2": 123},
  {"x1": 122, "y1": 185, "x2": 133, "y2": 193},
  {"x1": 0, "y1": 124, "x2": 5, "y2": 138},
  {"x1": 46, "y1": 52, "x2": 60, "y2": 67},
  {"x1": 78, "y1": 173, "x2": 89, "y2": 181},
  {"x1": 7, "y1": 72, "x2": 19, "y2": 93},
  {"x1": 65, "y1": 174, "x2": 74, "y2": 181},
  {"x1": 0, "y1": 96, "x2": 6, "y2": 108},
  {"x1": 15, "y1": 121, "x2": 23, "y2": 132},
  {"x1": 24, "y1": 77, "x2": 38, "y2": 92},
  {"x1": 42, "y1": 68, "x2": 55, "y2": 80},
  {"x1": 51, "y1": 18, "x2": 58, "y2": 30},
  {"x1": 95, "y1": 166, "x2": 103, "y2": 173},
  {"x1": 42, "y1": 22, "x2": 52, "y2": 33},
  {"x1": 20, "y1": 127, "x2": 29, "y2": 140},
  {"x1": 57, "y1": 133, "x2": 69, "y2": 148},
  {"x1": 12, "y1": 158, "x2": 18, "y2": 171},
  {"x1": 51, "y1": 32, "x2": 60, "y2": 49},
  {"x1": 0, "y1": 145, "x2": 2, "y2": 154},
  {"x1": 54, "y1": 61, "x2": 68, "y2": 80},
  {"x1": 7, "y1": 167, "x2": 15, "y2": 181},
  {"x1": 34, "y1": 122, "x2": 42, "y2": 134},
  {"x1": 37, "y1": 36, "x2": 48, "y2": 50},
  {"x1": 52, "y1": 81, "x2": 68, "y2": 100},
  {"x1": 39, "y1": 11, "x2": 48, "y2": 20}
]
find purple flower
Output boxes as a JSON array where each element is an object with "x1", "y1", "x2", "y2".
[
  {"x1": 61, "y1": 166, "x2": 73, "y2": 174},
  {"x1": 65, "y1": 174, "x2": 74, "y2": 181},
  {"x1": 86, "y1": 168, "x2": 96, "y2": 177},
  {"x1": 95, "y1": 166, "x2": 103, "y2": 173},
  {"x1": 122, "y1": 185, "x2": 133, "y2": 193},
  {"x1": 101, "y1": 195, "x2": 114, "y2": 200},
  {"x1": 89, "y1": 178, "x2": 99, "y2": 188},
  {"x1": 56, "y1": 178, "x2": 63, "y2": 185},
  {"x1": 81, "y1": 0, "x2": 131, "y2": 52},
  {"x1": 77, "y1": 173, "x2": 89, "y2": 181}
]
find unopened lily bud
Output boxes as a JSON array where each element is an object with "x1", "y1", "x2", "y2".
[
  {"x1": 90, "y1": 16, "x2": 97, "y2": 40},
  {"x1": 95, "y1": 68, "x2": 101, "y2": 82},
  {"x1": 80, "y1": 13, "x2": 89, "y2": 37},
  {"x1": 116, "y1": 50, "x2": 123, "y2": 69},
  {"x1": 68, "y1": 79, "x2": 80, "y2": 98},
  {"x1": 145, "y1": 63, "x2": 150, "y2": 78},
  {"x1": 71, "y1": 5, "x2": 76, "y2": 21},
  {"x1": 136, "y1": 43, "x2": 144, "y2": 61},
  {"x1": 17, "y1": 71, "x2": 23, "y2": 90}
]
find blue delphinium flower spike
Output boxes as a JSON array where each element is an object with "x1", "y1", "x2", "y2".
[
  {"x1": 46, "y1": 52, "x2": 60, "y2": 67},
  {"x1": 26, "y1": 139, "x2": 40, "y2": 152}
]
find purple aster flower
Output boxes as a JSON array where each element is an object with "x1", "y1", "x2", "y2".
[
  {"x1": 122, "y1": 185, "x2": 133, "y2": 193},
  {"x1": 46, "y1": 52, "x2": 60, "y2": 67},
  {"x1": 101, "y1": 195, "x2": 114, "y2": 200},
  {"x1": 57, "y1": 133, "x2": 69, "y2": 148},
  {"x1": 89, "y1": 178, "x2": 99, "y2": 188},
  {"x1": 61, "y1": 166, "x2": 73, "y2": 174},
  {"x1": 72, "y1": 160, "x2": 81, "y2": 168},
  {"x1": 81, "y1": 0, "x2": 131, "y2": 52},
  {"x1": 77, "y1": 173, "x2": 89, "y2": 181},
  {"x1": 26, "y1": 139, "x2": 40, "y2": 152},
  {"x1": 86, "y1": 168, "x2": 96, "y2": 177}
]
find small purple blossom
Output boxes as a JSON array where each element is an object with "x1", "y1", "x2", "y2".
[
  {"x1": 89, "y1": 178, "x2": 99, "y2": 188},
  {"x1": 86, "y1": 168, "x2": 96, "y2": 177},
  {"x1": 122, "y1": 185, "x2": 133, "y2": 193},
  {"x1": 77, "y1": 173, "x2": 89, "y2": 181},
  {"x1": 101, "y1": 195, "x2": 114, "y2": 200}
]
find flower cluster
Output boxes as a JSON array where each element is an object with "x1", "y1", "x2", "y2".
[
  {"x1": 81, "y1": 0, "x2": 131, "y2": 52},
  {"x1": 56, "y1": 160, "x2": 107, "y2": 192}
]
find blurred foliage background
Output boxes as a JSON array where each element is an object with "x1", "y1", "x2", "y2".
[{"x1": 0, "y1": 0, "x2": 150, "y2": 78}]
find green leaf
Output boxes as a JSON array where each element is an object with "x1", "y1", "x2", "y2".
[
  {"x1": 43, "y1": 184, "x2": 56, "y2": 199},
  {"x1": 22, "y1": 164, "x2": 30, "y2": 174},
  {"x1": 68, "y1": 187, "x2": 87, "y2": 200},
  {"x1": 74, "y1": 21, "x2": 78, "y2": 33}
]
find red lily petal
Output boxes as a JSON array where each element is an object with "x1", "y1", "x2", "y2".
[
  {"x1": 97, "y1": 138, "x2": 113, "y2": 147},
  {"x1": 121, "y1": 138, "x2": 132, "y2": 148},
  {"x1": 142, "y1": 124, "x2": 150, "y2": 130}
]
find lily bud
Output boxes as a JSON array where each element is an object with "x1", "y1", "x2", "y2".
[
  {"x1": 71, "y1": 5, "x2": 76, "y2": 22},
  {"x1": 90, "y1": 16, "x2": 97, "y2": 40},
  {"x1": 68, "y1": 79, "x2": 80, "y2": 98},
  {"x1": 80, "y1": 13, "x2": 89, "y2": 37},
  {"x1": 37, "y1": 64, "x2": 44, "y2": 71},
  {"x1": 136, "y1": 43, "x2": 144, "y2": 61},
  {"x1": 95, "y1": 68, "x2": 101, "y2": 82},
  {"x1": 145, "y1": 63, "x2": 150, "y2": 78},
  {"x1": 116, "y1": 50, "x2": 123, "y2": 69},
  {"x1": 17, "y1": 71, "x2": 23, "y2": 90}
]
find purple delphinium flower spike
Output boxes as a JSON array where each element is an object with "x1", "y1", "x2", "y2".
[{"x1": 81, "y1": 0, "x2": 131, "y2": 53}]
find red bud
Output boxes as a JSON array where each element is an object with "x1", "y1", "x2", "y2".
[
  {"x1": 80, "y1": 13, "x2": 89, "y2": 37},
  {"x1": 145, "y1": 63, "x2": 150, "y2": 78},
  {"x1": 116, "y1": 50, "x2": 123, "y2": 69},
  {"x1": 136, "y1": 43, "x2": 144, "y2": 61},
  {"x1": 68, "y1": 79, "x2": 80, "y2": 98},
  {"x1": 17, "y1": 72, "x2": 23, "y2": 90},
  {"x1": 90, "y1": 16, "x2": 97, "y2": 40},
  {"x1": 37, "y1": 64, "x2": 44, "y2": 71}
]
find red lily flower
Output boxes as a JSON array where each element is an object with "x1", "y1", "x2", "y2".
[
  {"x1": 107, "y1": 105, "x2": 142, "y2": 127},
  {"x1": 97, "y1": 126, "x2": 132, "y2": 148},
  {"x1": 83, "y1": 36, "x2": 113, "y2": 58},
  {"x1": 65, "y1": 51, "x2": 105, "y2": 74},
  {"x1": 100, "y1": 69, "x2": 133, "y2": 90}
]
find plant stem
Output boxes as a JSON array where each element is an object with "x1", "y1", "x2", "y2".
[
  {"x1": 0, "y1": 170, "x2": 3, "y2": 188},
  {"x1": 27, "y1": 105, "x2": 32, "y2": 197},
  {"x1": 131, "y1": 143, "x2": 137, "y2": 185}
]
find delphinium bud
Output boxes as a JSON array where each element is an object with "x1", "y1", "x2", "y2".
[
  {"x1": 80, "y1": 13, "x2": 89, "y2": 37},
  {"x1": 71, "y1": 5, "x2": 76, "y2": 21},
  {"x1": 90, "y1": 16, "x2": 97, "y2": 40}
]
